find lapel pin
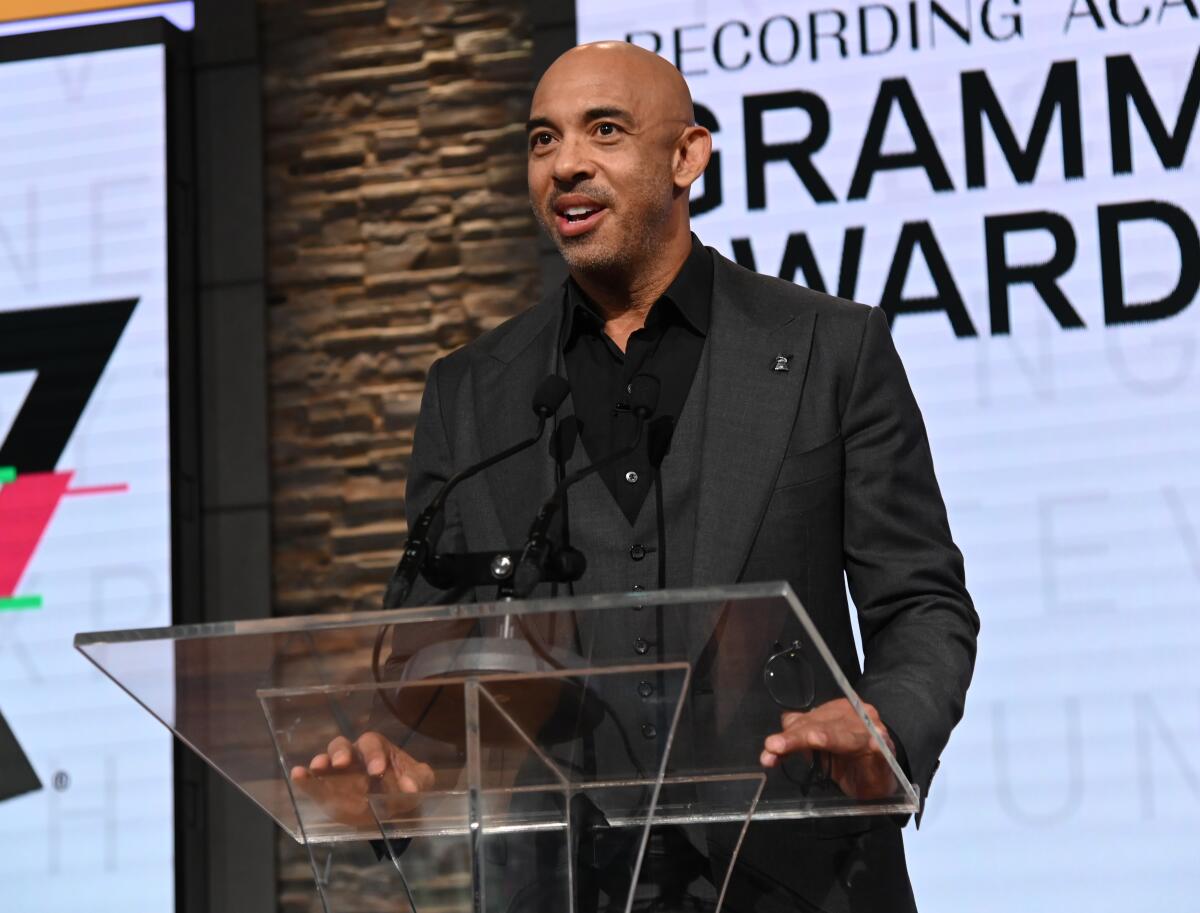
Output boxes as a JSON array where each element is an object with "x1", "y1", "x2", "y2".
[{"x1": 772, "y1": 353, "x2": 792, "y2": 373}]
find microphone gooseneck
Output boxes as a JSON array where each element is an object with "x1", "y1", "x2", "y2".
[
  {"x1": 382, "y1": 374, "x2": 570, "y2": 609},
  {"x1": 512, "y1": 374, "x2": 661, "y2": 598}
]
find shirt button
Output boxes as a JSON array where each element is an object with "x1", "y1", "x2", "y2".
[
  {"x1": 637, "y1": 681, "x2": 654, "y2": 698},
  {"x1": 629, "y1": 544, "x2": 647, "y2": 561},
  {"x1": 624, "y1": 470, "x2": 639, "y2": 484},
  {"x1": 634, "y1": 637, "x2": 649, "y2": 655},
  {"x1": 641, "y1": 723, "x2": 657, "y2": 739}
]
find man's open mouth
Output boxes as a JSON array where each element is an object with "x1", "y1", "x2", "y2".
[
  {"x1": 563, "y1": 206, "x2": 601, "y2": 222},
  {"x1": 553, "y1": 200, "x2": 608, "y2": 237}
]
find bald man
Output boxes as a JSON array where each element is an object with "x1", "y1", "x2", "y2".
[{"x1": 297, "y1": 42, "x2": 977, "y2": 913}]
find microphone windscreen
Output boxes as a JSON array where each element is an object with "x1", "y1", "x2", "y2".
[
  {"x1": 532, "y1": 375, "x2": 570, "y2": 418},
  {"x1": 629, "y1": 373, "x2": 661, "y2": 418}
]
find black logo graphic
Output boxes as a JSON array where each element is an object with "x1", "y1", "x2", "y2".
[{"x1": 0, "y1": 299, "x2": 136, "y2": 471}]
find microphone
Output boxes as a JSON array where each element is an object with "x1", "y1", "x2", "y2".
[
  {"x1": 382, "y1": 374, "x2": 570, "y2": 609},
  {"x1": 511, "y1": 374, "x2": 660, "y2": 598}
]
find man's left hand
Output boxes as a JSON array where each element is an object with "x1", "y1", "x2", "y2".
[{"x1": 760, "y1": 698, "x2": 899, "y2": 800}]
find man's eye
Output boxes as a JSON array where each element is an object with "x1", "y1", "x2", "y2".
[
  {"x1": 596, "y1": 122, "x2": 620, "y2": 137},
  {"x1": 531, "y1": 132, "x2": 554, "y2": 148}
]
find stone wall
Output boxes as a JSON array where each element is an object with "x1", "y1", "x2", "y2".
[
  {"x1": 262, "y1": 0, "x2": 539, "y2": 618},
  {"x1": 258, "y1": 0, "x2": 541, "y2": 907}
]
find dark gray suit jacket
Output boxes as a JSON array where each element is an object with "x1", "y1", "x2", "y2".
[{"x1": 402, "y1": 247, "x2": 978, "y2": 912}]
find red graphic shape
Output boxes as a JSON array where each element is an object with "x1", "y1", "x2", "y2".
[
  {"x1": 0, "y1": 471, "x2": 73, "y2": 598},
  {"x1": 65, "y1": 483, "x2": 129, "y2": 497}
]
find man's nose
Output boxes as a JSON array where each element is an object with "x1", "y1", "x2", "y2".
[{"x1": 551, "y1": 132, "x2": 595, "y2": 184}]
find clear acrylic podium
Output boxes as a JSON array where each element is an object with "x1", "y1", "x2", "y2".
[{"x1": 75, "y1": 581, "x2": 917, "y2": 913}]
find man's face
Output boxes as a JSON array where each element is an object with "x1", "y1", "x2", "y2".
[{"x1": 526, "y1": 60, "x2": 681, "y2": 275}]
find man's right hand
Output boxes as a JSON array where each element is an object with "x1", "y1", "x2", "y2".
[{"x1": 289, "y1": 731, "x2": 435, "y2": 828}]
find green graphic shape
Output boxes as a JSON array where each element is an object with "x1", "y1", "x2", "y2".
[
  {"x1": 0, "y1": 596, "x2": 42, "y2": 611},
  {"x1": 0, "y1": 466, "x2": 15, "y2": 484}
]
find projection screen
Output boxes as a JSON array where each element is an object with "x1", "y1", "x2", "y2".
[{"x1": 0, "y1": 37, "x2": 175, "y2": 913}]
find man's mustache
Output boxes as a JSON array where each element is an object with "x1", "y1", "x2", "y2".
[{"x1": 547, "y1": 186, "x2": 615, "y2": 209}]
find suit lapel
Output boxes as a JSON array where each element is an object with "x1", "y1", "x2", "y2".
[
  {"x1": 691, "y1": 257, "x2": 817, "y2": 586},
  {"x1": 472, "y1": 290, "x2": 566, "y2": 549}
]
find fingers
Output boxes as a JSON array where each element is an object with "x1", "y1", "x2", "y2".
[
  {"x1": 782, "y1": 723, "x2": 873, "y2": 755},
  {"x1": 300, "y1": 735, "x2": 354, "y2": 776},
  {"x1": 286, "y1": 732, "x2": 436, "y2": 827},
  {"x1": 307, "y1": 733, "x2": 392, "y2": 777},
  {"x1": 356, "y1": 731, "x2": 390, "y2": 777},
  {"x1": 359, "y1": 733, "x2": 434, "y2": 793},
  {"x1": 764, "y1": 725, "x2": 840, "y2": 757},
  {"x1": 764, "y1": 700, "x2": 889, "y2": 759},
  {"x1": 291, "y1": 731, "x2": 435, "y2": 800},
  {"x1": 324, "y1": 735, "x2": 355, "y2": 770}
]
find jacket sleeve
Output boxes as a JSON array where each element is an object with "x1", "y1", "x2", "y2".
[{"x1": 839, "y1": 305, "x2": 979, "y2": 811}]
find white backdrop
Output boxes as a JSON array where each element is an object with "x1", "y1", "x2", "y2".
[
  {"x1": 575, "y1": 3, "x2": 1200, "y2": 909},
  {"x1": 0, "y1": 44, "x2": 174, "y2": 912}
]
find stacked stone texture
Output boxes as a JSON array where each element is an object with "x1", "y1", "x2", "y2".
[
  {"x1": 263, "y1": 0, "x2": 538, "y2": 618},
  {"x1": 260, "y1": 1, "x2": 538, "y2": 908}
]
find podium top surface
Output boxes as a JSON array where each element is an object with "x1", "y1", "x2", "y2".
[
  {"x1": 75, "y1": 580, "x2": 800, "y2": 645},
  {"x1": 74, "y1": 581, "x2": 918, "y2": 842}
]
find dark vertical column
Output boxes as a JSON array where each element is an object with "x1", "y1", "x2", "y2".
[
  {"x1": 529, "y1": 0, "x2": 576, "y2": 298},
  {"x1": 178, "y1": 1, "x2": 274, "y2": 912}
]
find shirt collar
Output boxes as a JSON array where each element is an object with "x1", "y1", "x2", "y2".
[{"x1": 563, "y1": 233, "x2": 712, "y2": 347}]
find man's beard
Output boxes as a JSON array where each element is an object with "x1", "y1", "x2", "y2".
[
  {"x1": 537, "y1": 208, "x2": 662, "y2": 278},
  {"x1": 534, "y1": 190, "x2": 671, "y2": 279},
  {"x1": 554, "y1": 222, "x2": 638, "y2": 275}
]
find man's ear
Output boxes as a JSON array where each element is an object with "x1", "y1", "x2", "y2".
[{"x1": 673, "y1": 126, "x2": 712, "y2": 190}]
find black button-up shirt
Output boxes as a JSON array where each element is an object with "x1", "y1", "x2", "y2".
[{"x1": 562, "y1": 235, "x2": 713, "y2": 524}]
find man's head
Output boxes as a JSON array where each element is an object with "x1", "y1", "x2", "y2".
[{"x1": 526, "y1": 42, "x2": 711, "y2": 279}]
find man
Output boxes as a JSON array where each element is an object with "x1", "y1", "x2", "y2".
[{"x1": 296, "y1": 41, "x2": 978, "y2": 912}]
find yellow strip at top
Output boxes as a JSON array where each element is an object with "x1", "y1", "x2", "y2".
[{"x1": 0, "y1": 0, "x2": 164, "y2": 25}]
